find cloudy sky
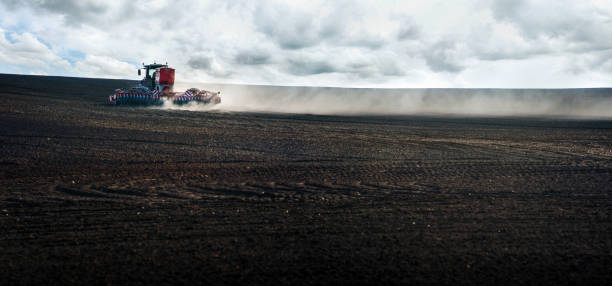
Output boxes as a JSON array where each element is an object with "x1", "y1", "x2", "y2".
[{"x1": 0, "y1": 0, "x2": 611, "y2": 88}]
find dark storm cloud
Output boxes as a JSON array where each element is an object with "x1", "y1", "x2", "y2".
[
  {"x1": 187, "y1": 56, "x2": 212, "y2": 70},
  {"x1": 287, "y1": 59, "x2": 335, "y2": 75},
  {"x1": 234, "y1": 51, "x2": 270, "y2": 65}
]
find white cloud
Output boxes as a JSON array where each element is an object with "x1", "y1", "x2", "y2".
[
  {"x1": 0, "y1": 28, "x2": 70, "y2": 70},
  {"x1": 0, "y1": 0, "x2": 610, "y2": 87},
  {"x1": 29, "y1": 70, "x2": 48, "y2": 75},
  {"x1": 73, "y1": 55, "x2": 136, "y2": 78}
]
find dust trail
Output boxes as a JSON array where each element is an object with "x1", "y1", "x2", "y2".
[{"x1": 167, "y1": 82, "x2": 612, "y2": 118}]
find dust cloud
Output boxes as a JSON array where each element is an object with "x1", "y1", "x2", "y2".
[{"x1": 169, "y1": 82, "x2": 612, "y2": 118}]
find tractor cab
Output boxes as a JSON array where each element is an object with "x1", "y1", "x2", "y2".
[{"x1": 139, "y1": 62, "x2": 175, "y2": 94}]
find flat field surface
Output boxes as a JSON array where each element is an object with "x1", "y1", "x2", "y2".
[{"x1": 1, "y1": 74, "x2": 611, "y2": 285}]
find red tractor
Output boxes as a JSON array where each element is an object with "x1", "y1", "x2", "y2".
[{"x1": 109, "y1": 62, "x2": 221, "y2": 105}]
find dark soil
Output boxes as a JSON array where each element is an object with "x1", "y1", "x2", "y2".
[{"x1": 1, "y1": 74, "x2": 611, "y2": 285}]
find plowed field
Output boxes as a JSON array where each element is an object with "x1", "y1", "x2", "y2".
[{"x1": 1, "y1": 74, "x2": 611, "y2": 285}]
